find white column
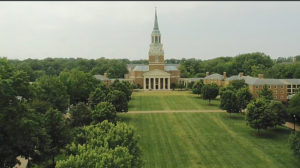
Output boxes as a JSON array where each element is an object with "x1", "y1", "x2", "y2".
[
  {"x1": 144, "y1": 77, "x2": 146, "y2": 90},
  {"x1": 154, "y1": 78, "x2": 156, "y2": 90},
  {"x1": 158, "y1": 78, "x2": 161, "y2": 90},
  {"x1": 168, "y1": 77, "x2": 170, "y2": 90},
  {"x1": 148, "y1": 78, "x2": 151, "y2": 89},
  {"x1": 163, "y1": 78, "x2": 166, "y2": 90}
]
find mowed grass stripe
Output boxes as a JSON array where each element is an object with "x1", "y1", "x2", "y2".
[
  {"x1": 129, "y1": 91, "x2": 220, "y2": 111},
  {"x1": 119, "y1": 112, "x2": 300, "y2": 168}
]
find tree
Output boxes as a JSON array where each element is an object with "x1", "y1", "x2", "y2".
[
  {"x1": 289, "y1": 132, "x2": 300, "y2": 157},
  {"x1": 177, "y1": 82, "x2": 185, "y2": 90},
  {"x1": 107, "y1": 90, "x2": 128, "y2": 112},
  {"x1": 220, "y1": 89, "x2": 240, "y2": 117},
  {"x1": 187, "y1": 81, "x2": 195, "y2": 89},
  {"x1": 201, "y1": 84, "x2": 219, "y2": 104},
  {"x1": 245, "y1": 98, "x2": 276, "y2": 135},
  {"x1": 44, "y1": 108, "x2": 71, "y2": 167},
  {"x1": 59, "y1": 70, "x2": 98, "y2": 105},
  {"x1": 236, "y1": 87, "x2": 253, "y2": 112},
  {"x1": 288, "y1": 93, "x2": 300, "y2": 121},
  {"x1": 89, "y1": 82, "x2": 109, "y2": 109},
  {"x1": 32, "y1": 76, "x2": 70, "y2": 112},
  {"x1": 91, "y1": 102, "x2": 116, "y2": 123},
  {"x1": 228, "y1": 79, "x2": 247, "y2": 90},
  {"x1": 56, "y1": 121, "x2": 142, "y2": 168},
  {"x1": 111, "y1": 80, "x2": 132, "y2": 101},
  {"x1": 70, "y1": 102, "x2": 92, "y2": 127},
  {"x1": 192, "y1": 80, "x2": 204, "y2": 96},
  {"x1": 0, "y1": 58, "x2": 49, "y2": 168},
  {"x1": 258, "y1": 85, "x2": 273, "y2": 101},
  {"x1": 269, "y1": 100, "x2": 287, "y2": 126}
]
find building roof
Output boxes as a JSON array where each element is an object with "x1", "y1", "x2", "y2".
[
  {"x1": 226, "y1": 74, "x2": 300, "y2": 86},
  {"x1": 131, "y1": 64, "x2": 179, "y2": 72},
  {"x1": 94, "y1": 75, "x2": 108, "y2": 80},
  {"x1": 204, "y1": 73, "x2": 224, "y2": 80}
]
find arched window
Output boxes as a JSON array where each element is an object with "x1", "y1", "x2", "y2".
[{"x1": 155, "y1": 36, "x2": 158, "y2": 43}]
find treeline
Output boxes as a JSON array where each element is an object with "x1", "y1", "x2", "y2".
[
  {"x1": 179, "y1": 53, "x2": 300, "y2": 78},
  {"x1": 8, "y1": 57, "x2": 129, "y2": 81},
  {"x1": 5, "y1": 52, "x2": 300, "y2": 83},
  {"x1": 0, "y1": 58, "x2": 142, "y2": 168}
]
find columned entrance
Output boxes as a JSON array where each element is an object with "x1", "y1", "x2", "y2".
[{"x1": 143, "y1": 69, "x2": 171, "y2": 90}]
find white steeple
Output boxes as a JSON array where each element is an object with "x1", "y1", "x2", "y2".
[{"x1": 149, "y1": 8, "x2": 164, "y2": 57}]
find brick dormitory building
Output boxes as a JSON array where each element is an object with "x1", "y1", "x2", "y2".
[{"x1": 202, "y1": 71, "x2": 300, "y2": 102}]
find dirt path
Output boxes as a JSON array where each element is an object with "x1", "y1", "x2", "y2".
[
  {"x1": 13, "y1": 156, "x2": 28, "y2": 168},
  {"x1": 128, "y1": 109, "x2": 226, "y2": 114}
]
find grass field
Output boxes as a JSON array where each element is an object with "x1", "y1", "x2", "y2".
[
  {"x1": 120, "y1": 91, "x2": 299, "y2": 168},
  {"x1": 128, "y1": 91, "x2": 220, "y2": 111},
  {"x1": 119, "y1": 113, "x2": 300, "y2": 168}
]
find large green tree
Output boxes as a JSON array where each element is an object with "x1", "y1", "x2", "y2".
[
  {"x1": 44, "y1": 108, "x2": 71, "y2": 167},
  {"x1": 220, "y1": 89, "x2": 240, "y2": 117},
  {"x1": 107, "y1": 90, "x2": 128, "y2": 112},
  {"x1": 56, "y1": 121, "x2": 142, "y2": 168},
  {"x1": 32, "y1": 76, "x2": 69, "y2": 112},
  {"x1": 258, "y1": 85, "x2": 274, "y2": 101},
  {"x1": 89, "y1": 82, "x2": 110, "y2": 108},
  {"x1": 91, "y1": 102, "x2": 117, "y2": 123},
  {"x1": 236, "y1": 87, "x2": 253, "y2": 111},
  {"x1": 192, "y1": 80, "x2": 204, "y2": 96},
  {"x1": 59, "y1": 70, "x2": 98, "y2": 105},
  {"x1": 288, "y1": 93, "x2": 300, "y2": 121},
  {"x1": 201, "y1": 84, "x2": 219, "y2": 104},
  {"x1": 245, "y1": 98, "x2": 276, "y2": 135},
  {"x1": 70, "y1": 102, "x2": 92, "y2": 127}
]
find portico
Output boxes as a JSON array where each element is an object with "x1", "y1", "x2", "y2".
[{"x1": 143, "y1": 69, "x2": 170, "y2": 90}]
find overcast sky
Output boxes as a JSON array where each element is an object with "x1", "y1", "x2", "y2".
[{"x1": 1, "y1": 1, "x2": 300, "y2": 61}]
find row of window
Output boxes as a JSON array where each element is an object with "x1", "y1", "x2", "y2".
[
  {"x1": 274, "y1": 95, "x2": 285, "y2": 100},
  {"x1": 255, "y1": 85, "x2": 284, "y2": 89}
]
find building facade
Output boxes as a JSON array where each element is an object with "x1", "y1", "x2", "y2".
[{"x1": 124, "y1": 9, "x2": 180, "y2": 90}]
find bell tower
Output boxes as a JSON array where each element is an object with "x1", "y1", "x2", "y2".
[{"x1": 148, "y1": 8, "x2": 165, "y2": 71}]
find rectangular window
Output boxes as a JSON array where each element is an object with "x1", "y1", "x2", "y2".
[
  {"x1": 274, "y1": 96, "x2": 278, "y2": 99},
  {"x1": 280, "y1": 95, "x2": 284, "y2": 99},
  {"x1": 268, "y1": 85, "x2": 271, "y2": 89},
  {"x1": 280, "y1": 90, "x2": 284, "y2": 94},
  {"x1": 274, "y1": 90, "x2": 277, "y2": 94},
  {"x1": 274, "y1": 85, "x2": 277, "y2": 89},
  {"x1": 256, "y1": 86, "x2": 259, "y2": 89},
  {"x1": 281, "y1": 85, "x2": 284, "y2": 89}
]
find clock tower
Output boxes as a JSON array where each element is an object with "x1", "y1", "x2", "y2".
[{"x1": 148, "y1": 9, "x2": 165, "y2": 71}]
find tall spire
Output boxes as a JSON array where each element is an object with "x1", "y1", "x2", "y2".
[{"x1": 154, "y1": 7, "x2": 159, "y2": 30}]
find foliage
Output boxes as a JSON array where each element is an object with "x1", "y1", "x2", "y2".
[
  {"x1": 288, "y1": 93, "x2": 300, "y2": 121},
  {"x1": 236, "y1": 87, "x2": 253, "y2": 111},
  {"x1": 289, "y1": 132, "x2": 300, "y2": 157},
  {"x1": 107, "y1": 90, "x2": 128, "y2": 112},
  {"x1": 59, "y1": 69, "x2": 98, "y2": 105},
  {"x1": 187, "y1": 81, "x2": 195, "y2": 89},
  {"x1": 56, "y1": 121, "x2": 142, "y2": 168},
  {"x1": 269, "y1": 101, "x2": 287, "y2": 126},
  {"x1": 111, "y1": 80, "x2": 133, "y2": 101},
  {"x1": 91, "y1": 102, "x2": 117, "y2": 123},
  {"x1": 220, "y1": 89, "x2": 240, "y2": 116},
  {"x1": 70, "y1": 102, "x2": 92, "y2": 127},
  {"x1": 32, "y1": 76, "x2": 70, "y2": 112},
  {"x1": 192, "y1": 80, "x2": 204, "y2": 95},
  {"x1": 245, "y1": 98, "x2": 276, "y2": 135},
  {"x1": 258, "y1": 85, "x2": 274, "y2": 101},
  {"x1": 228, "y1": 79, "x2": 247, "y2": 90},
  {"x1": 177, "y1": 82, "x2": 185, "y2": 90},
  {"x1": 89, "y1": 82, "x2": 110, "y2": 108},
  {"x1": 0, "y1": 58, "x2": 49, "y2": 168},
  {"x1": 44, "y1": 108, "x2": 71, "y2": 167},
  {"x1": 202, "y1": 84, "x2": 219, "y2": 104}
]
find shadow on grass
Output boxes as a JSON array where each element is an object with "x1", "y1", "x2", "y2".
[
  {"x1": 223, "y1": 114, "x2": 245, "y2": 121},
  {"x1": 249, "y1": 126, "x2": 292, "y2": 140}
]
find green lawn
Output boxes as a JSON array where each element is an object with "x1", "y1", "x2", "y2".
[
  {"x1": 119, "y1": 113, "x2": 300, "y2": 168},
  {"x1": 128, "y1": 91, "x2": 220, "y2": 111}
]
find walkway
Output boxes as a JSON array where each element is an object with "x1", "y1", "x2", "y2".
[{"x1": 284, "y1": 122, "x2": 300, "y2": 131}]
